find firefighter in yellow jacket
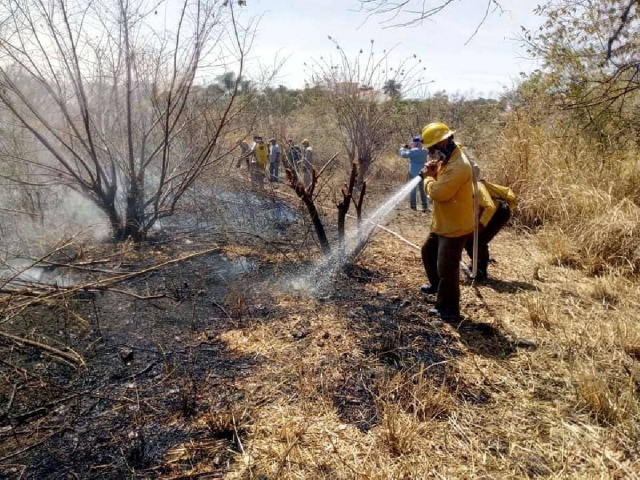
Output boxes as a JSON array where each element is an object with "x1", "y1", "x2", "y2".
[
  {"x1": 250, "y1": 136, "x2": 269, "y2": 187},
  {"x1": 464, "y1": 180, "x2": 515, "y2": 281},
  {"x1": 419, "y1": 122, "x2": 475, "y2": 319}
]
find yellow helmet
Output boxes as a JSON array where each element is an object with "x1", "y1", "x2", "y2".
[
  {"x1": 421, "y1": 122, "x2": 455, "y2": 148},
  {"x1": 301, "y1": 138, "x2": 310, "y2": 145}
]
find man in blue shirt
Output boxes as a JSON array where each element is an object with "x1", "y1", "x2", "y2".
[
  {"x1": 269, "y1": 138, "x2": 281, "y2": 183},
  {"x1": 399, "y1": 136, "x2": 429, "y2": 211}
]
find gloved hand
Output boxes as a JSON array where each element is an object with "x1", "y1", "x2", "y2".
[{"x1": 420, "y1": 160, "x2": 438, "y2": 179}]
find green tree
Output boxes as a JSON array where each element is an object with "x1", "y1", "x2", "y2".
[
  {"x1": 383, "y1": 79, "x2": 403, "y2": 98},
  {"x1": 524, "y1": 0, "x2": 640, "y2": 141}
]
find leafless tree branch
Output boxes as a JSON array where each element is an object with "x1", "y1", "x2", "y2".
[{"x1": 357, "y1": 0, "x2": 504, "y2": 30}]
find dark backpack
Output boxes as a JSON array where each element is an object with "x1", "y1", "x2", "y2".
[{"x1": 290, "y1": 145, "x2": 302, "y2": 162}]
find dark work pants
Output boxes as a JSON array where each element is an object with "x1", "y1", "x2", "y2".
[
  {"x1": 465, "y1": 201, "x2": 511, "y2": 276},
  {"x1": 269, "y1": 162, "x2": 279, "y2": 182},
  {"x1": 251, "y1": 163, "x2": 265, "y2": 188},
  {"x1": 422, "y1": 233, "x2": 467, "y2": 314}
]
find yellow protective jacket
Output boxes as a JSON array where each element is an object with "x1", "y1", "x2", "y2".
[
  {"x1": 423, "y1": 146, "x2": 475, "y2": 238},
  {"x1": 255, "y1": 144, "x2": 269, "y2": 167},
  {"x1": 477, "y1": 182, "x2": 497, "y2": 227},
  {"x1": 482, "y1": 180, "x2": 518, "y2": 211}
]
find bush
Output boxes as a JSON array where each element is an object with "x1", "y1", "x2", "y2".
[{"x1": 482, "y1": 101, "x2": 640, "y2": 276}]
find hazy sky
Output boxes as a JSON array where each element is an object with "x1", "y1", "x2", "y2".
[{"x1": 242, "y1": 0, "x2": 543, "y2": 97}]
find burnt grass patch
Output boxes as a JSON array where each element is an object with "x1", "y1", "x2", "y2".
[
  {"x1": 1, "y1": 324, "x2": 261, "y2": 478},
  {"x1": 0, "y1": 222, "x2": 520, "y2": 477},
  {"x1": 322, "y1": 264, "x2": 505, "y2": 432},
  {"x1": 0, "y1": 239, "x2": 277, "y2": 479}
]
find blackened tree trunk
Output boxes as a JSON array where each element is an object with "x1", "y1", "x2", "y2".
[
  {"x1": 358, "y1": 153, "x2": 372, "y2": 185},
  {"x1": 337, "y1": 162, "x2": 358, "y2": 255},
  {"x1": 306, "y1": 200, "x2": 331, "y2": 255},
  {"x1": 286, "y1": 167, "x2": 331, "y2": 256}
]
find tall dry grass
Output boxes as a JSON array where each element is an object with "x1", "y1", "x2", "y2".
[{"x1": 483, "y1": 106, "x2": 640, "y2": 276}]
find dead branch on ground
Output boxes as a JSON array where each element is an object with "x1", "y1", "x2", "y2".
[
  {"x1": 0, "y1": 331, "x2": 84, "y2": 367},
  {"x1": 0, "y1": 246, "x2": 223, "y2": 365}
]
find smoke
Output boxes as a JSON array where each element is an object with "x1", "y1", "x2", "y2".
[
  {"x1": 0, "y1": 184, "x2": 110, "y2": 257},
  {"x1": 54, "y1": 189, "x2": 111, "y2": 240},
  {"x1": 291, "y1": 176, "x2": 422, "y2": 293}
]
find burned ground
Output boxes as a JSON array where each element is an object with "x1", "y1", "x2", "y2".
[
  {"x1": 0, "y1": 241, "x2": 269, "y2": 478},
  {"x1": 1, "y1": 183, "x2": 639, "y2": 479}
]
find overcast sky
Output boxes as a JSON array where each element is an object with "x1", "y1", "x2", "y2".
[{"x1": 241, "y1": 0, "x2": 543, "y2": 98}]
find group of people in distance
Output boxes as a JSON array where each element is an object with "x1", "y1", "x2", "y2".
[
  {"x1": 402, "y1": 122, "x2": 517, "y2": 321},
  {"x1": 235, "y1": 136, "x2": 314, "y2": 188}
]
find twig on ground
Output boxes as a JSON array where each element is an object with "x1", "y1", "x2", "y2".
[
  {"x1": 130, "y1": 360, "x2": 161, "y2": 380},
  {"x1": 10, "y1": 394, "x2": 79, "y2": 424},
  {"x1": 0, "y1": 424, "x2": 69, "y2": 463},
  {"x1": 212, "y1": 299, "x2": 232, "y2": 320},
  {"x1": 0, "y1": 360, "x2": 136, "y2": 404},
  {"x1": 5, "y1": 383, "x2": 18, "y2": 414},
  {"x1": 0, "y1": 331, "x2": 84, "y2": 367},
  {"x1": 94, "y1": 288, "x2": 167, "y2": 300}
]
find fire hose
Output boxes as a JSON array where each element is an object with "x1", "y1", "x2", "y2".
[{"x1": 346, "y1": 213, "x2": 473, "y2": 277}]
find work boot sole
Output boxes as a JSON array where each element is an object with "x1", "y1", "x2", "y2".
[
  {"x1": 427, "y1": 308, "x2": 461, "y2": 321},
  {"x1": 420, "y1": 285, "x2": 438, "y2": 295}
]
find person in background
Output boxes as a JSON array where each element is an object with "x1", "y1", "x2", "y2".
[
  {"x1": 235, "y1": 138, "x2": 251, "y2": 169},
  {"x1": 419, "y1": 122, "x2": 475, "y2": 320},
  {"x1": 399, "y1": 135, "x2": 429, "y2": 212},
  {"x1": 286, "y1": 139, "x2": 302, "y2": 173},
  {"x1": 464, "y1": 180, "x2": 515, "y2": 281},
  {"x1": 269, "y1": 138, "x2": 281, "y2": 183},
  {"x1": 250, "y1": 136, "x2": 268, "y2": 188},
  {"x1": 301, "y1": 139, "x2": 314, "y2": 188}
]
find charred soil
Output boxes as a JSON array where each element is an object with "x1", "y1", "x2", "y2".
[{"x1": 1, "y1": 185, "x2": 639, "y2": 479}]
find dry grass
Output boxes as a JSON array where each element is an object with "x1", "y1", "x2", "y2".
[
  {"x1": 576, "y1": 366, "x2": 639, "y2": 427},
  {"x1": 525, "y1": 294, "x2": 553, "y2": 330},
  {"x1": 483, "y1": 107, "x2": 640, "y2": 277},
  {"x1": 375, "y1": 365, "x2": 454, "y2": 423},
  {"x1": 590, "y1": 275, "x2": 621, "y2": 307},
  {"x1": 183, "y1": 208, "x2": 640, "y2": 479}
]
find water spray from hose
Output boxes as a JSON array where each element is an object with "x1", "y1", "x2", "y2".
[
  {"x1": 291, "y1": 177, "x2": 422, "y2": 292},
  {"x1": 290, "y1": 175, "x2": 474, "y2": 293}
]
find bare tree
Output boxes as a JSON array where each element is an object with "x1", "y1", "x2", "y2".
[
  {"x1": 357, "y1": 0, "x2": 503, "y2": 38},
  {"x1": 309, "y1": 38, "x2": 425, "y2": 183},
  {"x1": 0, "y1": 0, "x2": 254, "y2": 241}
]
